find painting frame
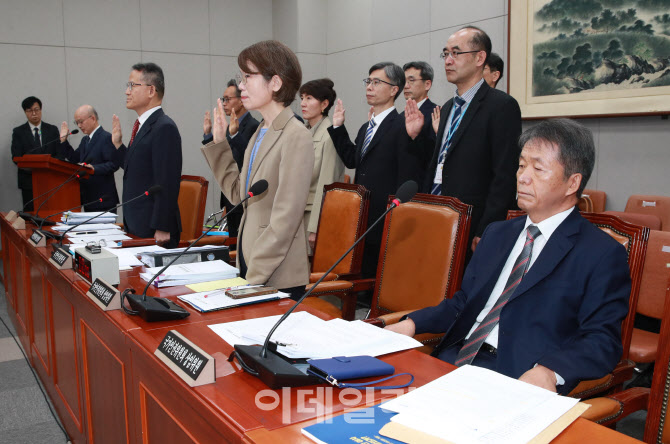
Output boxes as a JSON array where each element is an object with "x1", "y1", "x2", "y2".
[{"x1": 508, "y1": 0, "x2": 670, "y2": 119}]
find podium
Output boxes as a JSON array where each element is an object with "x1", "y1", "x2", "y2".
[{"x1": 14, "y1": 154, "x2": 87, "y2": 221}]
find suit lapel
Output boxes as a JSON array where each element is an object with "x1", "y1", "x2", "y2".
[
  {"x1": 125, "y1": 109, "x2": 163, "y2": 170},
  {"x1": 444, "y1": 83, "x2": 489, "y2": 162},
  {"x1": 244, "y1": 107, "x2": 292, "y2": 192},
  {"x1": 360, "y1": 109, "x2": 397, "y2": 162}
]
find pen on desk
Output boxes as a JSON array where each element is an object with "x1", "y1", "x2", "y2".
[{"x1": 75, "y1": 231, "x2": 98, "y2": 235}]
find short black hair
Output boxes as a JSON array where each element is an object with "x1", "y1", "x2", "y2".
[
  {"x1": 132, "y1": 62, "x2": 165, "y2": 99},
  {"x1": 402, "y1": 61, "x2": 434, "y2": 82},
  {"x1": 518, "y1": 118, "x2": 595, "y2": 198},
  {"x1": 369, "y1": 62, "x2": 405, "y2": 101},
  {"x1": 459, "y1": 25, "x2": 492, "y2": 64},
  {"x1": 486, "y1": 52, "x2": 504, "y2": 87},
  {"x1": 226, "y1": 79, "x2": 241, "y2": 97},
  {"x1": 299, "y1": 78, "x2": 337, "y2": 116},
  {"x1": 22, "y1": 96, "x2": 41, "y2": 111}
]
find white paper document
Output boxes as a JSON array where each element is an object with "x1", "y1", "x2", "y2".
[
  {"x1": 52, "y1": 223, "x2": 122, "y2": 232},
  {"x1": 381, "y1": 365, "x2": 580, "y2": 444},
  {"x1": 61, "y1": 211, "x2": 118, "y2": 224},
  {"x1": 140, "y1": 260, "x2": 239, "y2": 287},
  {"x1": 177, "y1": 289, "x2": 289, "y2": 312},
  {"x1": 208, "y1": 311, "x2": 422, "y2": 359}
]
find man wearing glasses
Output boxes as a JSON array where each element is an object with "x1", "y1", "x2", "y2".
[
  {"x1": 402, "y1": 61, "x2": 438, "y2": 168},
  {"x1": 329, "y1": 62, "x2": 424, "y2": 281},
  {"x1": 58, "y1": 105, "x2": 121, "y2": 212},
  {"x1": 11, "y1": 96, "x2": 61, "y2": 210},
  {"x1": 111, "y1": 62, "x2": 182, "y2": 247},
  {"x1": 202, "y1": 79, "x2": 259, "y2": 237},
  {"x1": 406, "y1": 26, "x2": 521, "y2": 259}
]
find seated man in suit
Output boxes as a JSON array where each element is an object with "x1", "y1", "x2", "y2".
[
  {"x1": 387, "y1": 118, "x2": 631, "y2": 395},
  {"x1": 58, "y1": 105, "x2": 121, "y2": 212},
  {"x1": 329, "y1": 62, "x2": 424, "y2": 279},
  {"x1": 202, "y1": 79, "x2": 259, "y2": 237},
  {"x1": 11, "y1": 96, "x2": 61, "y2": 211},
  {"x1": 111, "y1": 62, "x2": 182, "y2": 247}
]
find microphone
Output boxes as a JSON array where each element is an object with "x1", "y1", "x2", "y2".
[
  {"x1": 32, "y1": 195, "x2": 110, "y2": 241},
  {"x1": 229, "y1": 180, "x2": 418, "y2": 389},
  {"x1": 120, "y1": 179, "x2": 269, "y2": 322},
  {"x1": 26, "y1": 129, "x2": 80, "y2": 154},
  {"x1": 204, "y1": 180, "x2": 268, "y2": 225},
  {"x1": 53, "y1": 185, "x2": 162, "y2": 247}
]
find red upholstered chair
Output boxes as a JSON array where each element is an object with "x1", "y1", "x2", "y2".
[
  {"x1": 301, "y1": 183, "x2": 370, "y2": 320},
  {"x1": 605, "y1": 210, "x2": 662, "y2": 231},
  {"x1": 625, "y1": 194, "x2": 670, "y2": 231},
  {"x1": 581, "y1": 277, "x2": 670, "y2": 443},
  {"x1": 507, "y1": 210, "x2": 650, "y2": 398},
  {"x1": 582, "y1": 189, "x2": 607, "y2": 212},
  {"x1": 578, "y1": 195, "x2": 594, "y2": 212},
  {"x1": 178, "y1": 175, "x2": 227, "y2": 246}
]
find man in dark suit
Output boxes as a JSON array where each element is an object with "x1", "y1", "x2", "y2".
[
  {"x1": 402, "y1": 61, "x2": 438, "y2": 168},
  {"x1": 11, "y1": 96, "x2": 61, "y2": 210},
  {"x1": 329, "y1": 62, "x2": 424, "y2": 279},
  {"x1": 111, "y1": 63, "x2": 182, "y2": 247},
  {"x1": 202, "y1": 79, "x2": 259, "y2": 237},
  {"x1": 483, "y1": 52, "x2": 504, "y2": 89},
  {"x1": 58, "y1": 105, "x2": 120, "y2": 212},
  {"x1": 406, "y1": 27, "x2": 521, "y2": 255},
  {"x1": 387, "y1": 119, "x2": 631, "y2": 395}
]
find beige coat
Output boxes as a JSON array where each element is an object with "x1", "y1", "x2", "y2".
[
  {"x1": 304, "y1": 116, "x2": 345, "y2": 234},
  {"x1": 201, "y1": 107, "x2": 315, "y2": 289}
]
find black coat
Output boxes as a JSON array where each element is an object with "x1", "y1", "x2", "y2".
[{"x1": 11, "y1": 121, "x2": 61, "y2": 189}]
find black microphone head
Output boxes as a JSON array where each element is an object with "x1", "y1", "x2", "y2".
[
  {"x1": 395, "y1": 180, "x2": 418, "y2": 204},
  {"x1": 147, "y1": 185, "x2": 163, "y2": 195},
  {"x1": 248, "y1": 179, "x2": 268, "y2": 196},
  {"x1": 70, "y1": 129, "x2": 80, "y2": 135}
]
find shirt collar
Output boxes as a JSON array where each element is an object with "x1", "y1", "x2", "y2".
[
  {"x1": 416, "y1": 98, "x2": 428, "y2": 109},
  {"x1": 523, "y1": 207, "x2": 575, "y2": 241},
  {"x1": 370, "y1": 105, "x2": 395, "y2": 126},
  {"x1": 29, "y1": 121, "x2": 41, "y2": 132},
  {"x1": 138, "y1": 105, "x2": 162, "y2": 126},
  {"x1": 88, "y1": 125, "x2": 100, "y2": 139},
  {"x1": 455, "y1": 78, "x2": 485, "y2": 105}
]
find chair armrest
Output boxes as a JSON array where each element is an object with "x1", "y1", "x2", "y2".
[
  {"x1": 365, "y1": 310, "x2": 416, "y2": 328},
  {"x1": 306, "y1": 280, "x2": 357, "y2": 321},
  {"x1": 351, "y1": 278, "x2": 375, "y2": 293},
  {"x1": 120, "y1": 238, "x2": 156, "y2": 247},
  {"x1": 309, "y1": 272, "x2": 339, "y2": 283},
  {"x1": 580, "y1": 387, "x2": 650, "y2": 426},
  {"x1": 568, "y1": 359, "x2": 635, "y2": 399},
  {"x1": 363, "y1": 318, "x2": 385, "y2": 327}
]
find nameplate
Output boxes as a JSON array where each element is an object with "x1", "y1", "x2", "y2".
[
  {"x1": 11, "y1": 217, "x2": 26, "y2": 230},
  {"x1": 29, "y1": 230, "x2": 46, "y2": 247},
  {"x1": 6, "y1": 211, "x2": 18, "y2": 222},
  {"x1": 49, "y1": 247, "x2": 72, "y2": 270},
  {"x1": 86, "y1": 278, "x2": 120, "y2": 311},
  {"x1": 642, "y1": 200, "x2": 657, "y2": 207},
  {"x1": 154, "y1": 330, "x2": 215, "y2": 387}
]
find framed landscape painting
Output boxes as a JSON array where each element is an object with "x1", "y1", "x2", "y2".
[{"x1": 509, "y1": 0, "x2": 670, "y2": 118}]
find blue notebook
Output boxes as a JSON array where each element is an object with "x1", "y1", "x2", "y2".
[{"x1": 301, "y1": 404, "x2": 403, "y2": 444}]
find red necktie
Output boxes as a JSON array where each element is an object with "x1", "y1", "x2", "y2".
[{"x1": 129, "y1": 119, "x2": 140, "y2": 146}]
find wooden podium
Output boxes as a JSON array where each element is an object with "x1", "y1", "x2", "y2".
[{"x1": 14, "y1": 154, "x2": 87, "y2": 220}]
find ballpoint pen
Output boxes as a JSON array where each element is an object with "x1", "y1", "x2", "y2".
[{"x1": 75, "y1": 231, "x2": 98, "y2": 235}]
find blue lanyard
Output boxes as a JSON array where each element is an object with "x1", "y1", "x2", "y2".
[
  {"x1": 246, "y1": 128, "x2": 267, "y2": 191},
  {"x1": 445, "y1": 101, "x2": 470, "y2": 147}
]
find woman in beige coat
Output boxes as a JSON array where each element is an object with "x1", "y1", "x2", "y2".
[
  {"x1": 299, "y1": 79, "x2": 345, "y2": 251},
  {"x1": 201, "y1": 40, "x2": 314, "y2": 300}
]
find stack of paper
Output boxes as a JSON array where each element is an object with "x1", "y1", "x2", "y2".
[
  {"x1": 140, "y1": 260, "x2": 239, "y2": 287},
  {"x1": 208, "y1": 311, "x2": 422, "y2": 359},
  {"x1": 52, "y1": 223, "x2": 122, "y2": 232},
  {"x1": 178, "y1": 287, "x2": 289, "y2": 312},
  {"x1": 61, "y1": 211, "x2": 118, "y2": 224},
  {"x1": 379, "y1": 366, "x2": 584, "y2": 444},
  {"x1": 103, "y1": 245, "x2": 166, "y2": 270}
]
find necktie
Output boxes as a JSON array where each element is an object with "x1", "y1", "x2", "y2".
[
  {"x1": 129, "y1": 119, "x2": 140, "y2": 147},
  {"x1": 360, "y1": 118, "x2": 376, "y2": 158},
  {"x1": 431, "y1": 96, "x2": 466, "y2": 195},
  {"x1": 33, "y1": 127, "x2": 41, "y2": 148},
  {"x1": 80, "y1": 135, "x2": 90, "y2": 159},
  {"x1": 455, "y1": 225, "x2": 542, "y2": 366}
]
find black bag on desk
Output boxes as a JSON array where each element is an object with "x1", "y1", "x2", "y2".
[{"x1": 307, "y1": 356, "x2": 413, "y2": 389}]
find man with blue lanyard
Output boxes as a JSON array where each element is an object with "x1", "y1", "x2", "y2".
[{"x1": 406, "y1": 26, "x2": 521, "y2": 257}]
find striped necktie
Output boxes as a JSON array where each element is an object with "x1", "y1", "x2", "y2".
[
  {"x1": 360, "y1": 118, "x2": 376, "y2": 158},
  {"x1": 454, "y1": 225, "x2": 541, "y2": 366},
  {"x1": 431, "y1": 96, "x2": 466, "y2": 195}
]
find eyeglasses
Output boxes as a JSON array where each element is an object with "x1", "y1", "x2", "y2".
[
  {"x1": 220, "y1": 96, "x2": 239, "y2": 103},
  {"x1": 126, "y1": 82, "x2": 153, "y2": 91},
  {"x1": 26, "y1": 107, "x2": 41, "y2": 114},
  {"x1": 363, "y1": 78, "x2": 396, "y2": 88},
  {"x1": 405, "y1": 77, "x2": 425, "y2": 84},
  {"x1": 235, "y1": 72, "x2": 260, "y2": 85},
  {"x1": 439, "y1": 50, "x2": 481, "y2": 60},
  {"x1": 74, "y1": 115, "x2": 93, "y2": 126}
]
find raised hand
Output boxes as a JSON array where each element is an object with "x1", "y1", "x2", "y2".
[
  {"x1": 212, "y1": 98, "x2": 229, "y2": 144},
  {"x1": 431, "y1": 106, "x2": 441, "y2": 134},
  {"x1": 111, "y1": 115, "x2": 123, "y2": 149},
  {"x1": 60, "y1": 121, "x2": 70, "y2": 143},
  {"x1": 332, "y1": 99, "x2": 345, "y2": 127},
  {"x1": 229, "y1": 108, "x2": 239, "y2": 135},
  {"x1": 203, "y1": 111, "x2": 212, "y2": 135},
  {"x1": 404, "y1": 98, "x2": 424, "y2": 140}
]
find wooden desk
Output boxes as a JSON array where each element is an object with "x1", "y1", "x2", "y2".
[{"x1": 0, "y1": 213, "x2": 641, "y2": 443}]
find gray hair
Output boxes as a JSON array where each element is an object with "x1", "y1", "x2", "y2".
[
  {"x1": 226, "y1": 78, "x2": 241, "y2": 97},
  {"x1": 132, "y1": 62, "x2": 165, "y2": 99},
  {"x1": 369, "y1": 62, "x2": 405, "y2": 100}
]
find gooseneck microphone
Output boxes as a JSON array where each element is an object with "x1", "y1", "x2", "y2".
[
  {"x1": 204, "y1": 179, "x2": 268, "y2": 225},
  {"x1": 230, "y1": 180, "x2": 419, "y2": 389},
  {"x1": 53, "y1": 185, "x2": 162, "y2": 247},
  {"x1": 120, "y1": 179, "x2": 268, "y2": 322},
  {"x1": 26, "y1": 129, "x2": 80, "y2": 154}
]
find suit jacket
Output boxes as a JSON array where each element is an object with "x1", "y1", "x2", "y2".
[
  {"x1": 59, "y1": 127, "x2": 120, "y2": 211},
  {"x1": 408, "y1": 209, "x2": 631, "y2": 395},
  {"x1": 115, "y1": 108, "x2": 182, "y2": 239},
  {"x1": 11, "y1": 121, "x2": 61, "y2": 189},
  {"x1": 305, "y1": 116, "x2": 344, "y2": 234},
  {"x1": 328, "y1": 109, "x2": 424, "y2": 257},
  {"x1": 201, "y1": 107, "x2": 314, "y2": 289},
  {"x1": 423, "y1": 82, "x2": 521, "y2": 238},
  {"x1": 202, "y1": 112, "x2": 260, "y2": 169}
]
